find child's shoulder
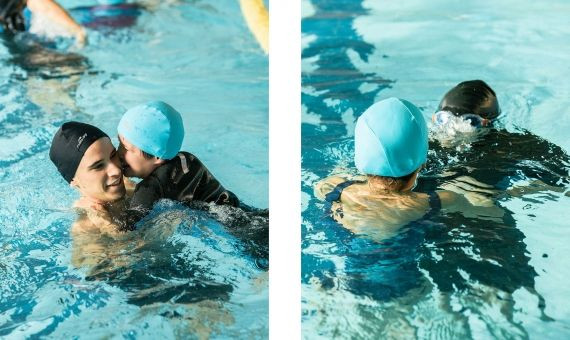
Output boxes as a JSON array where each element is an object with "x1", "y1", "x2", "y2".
[
  {"x1": 314, "y1": 174, "x2": 364, "y2": 200},
  {"x1": 173, "y1": 151, "x2": 212, "y2": 171},
  {"x1": 176, "y1": 150, "x2": 199, "y2": 161}
]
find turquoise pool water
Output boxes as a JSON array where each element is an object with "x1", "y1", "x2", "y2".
[
  {"x1": 302, "y1": 0, "x2": 570, "y2": 338},
  {"x1": 0, "y1": 0, "x2": 268, "y2": 338}
]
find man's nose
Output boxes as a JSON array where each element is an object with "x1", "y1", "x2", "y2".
[{"x1": 109, "y1": 158, "x2": 122, "y2": 177}]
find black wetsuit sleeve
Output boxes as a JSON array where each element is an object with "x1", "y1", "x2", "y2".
[
  {"x1": 130, "y1": 178, "x2": 163, "y2": 211},
  {"x1": 119, "y1": 178, "x2": 163, "y2": 230},
  {"x1": 180, "y1": 154, "x2": 240, "y2": 207}
]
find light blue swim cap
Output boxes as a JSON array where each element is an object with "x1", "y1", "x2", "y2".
[
  {"x1": 118, "y1": 101, "x2": 185, "y2": 160},
  {"x1": 354, "y1": 97, "x2": 428, "y2": 177}
]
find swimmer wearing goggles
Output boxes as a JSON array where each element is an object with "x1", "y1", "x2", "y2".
[
  {"x1": 433, "y1": 110, "x2": 491, "y2": 128},
  {"x1": 433, "y1": 80, "x2": 500, "y2": 128}
]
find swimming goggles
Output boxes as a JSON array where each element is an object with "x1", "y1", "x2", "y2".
[{"x1": 433, "y1": 111, "x2": 490, "y2": 128}]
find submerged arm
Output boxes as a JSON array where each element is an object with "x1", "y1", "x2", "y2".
[
  {"x1": 505, "y1": 179, "x2": 569, "y2": 198},
  {"x1": 71, "y1": 201, "x2": 122, "y2": 237},
  {"x1": 439, "y1": 176, "x2": 505, "y2": 220}
]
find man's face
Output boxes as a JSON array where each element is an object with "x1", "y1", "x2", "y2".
[
  {"x1": 72, "y1": 137, "x2": 126, "y2": 203},
  {"x1": 117, "y1": 134, "x2": 159, "y2": 178}
]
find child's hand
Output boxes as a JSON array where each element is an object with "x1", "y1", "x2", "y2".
[
  {"x1": 506, "y1": 179, "x2": 566, "y2": 197},
  {"x1": 124, "y1": 176, "x2": 137, "y2": 197}
]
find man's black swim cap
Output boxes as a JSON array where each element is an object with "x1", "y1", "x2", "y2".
[
  {"x1": 0, "y1": 0, "x2": 26, "y2": 33},
  {"x1": 49, "y1": 121, "x2": 109, "y2": 183},
  {"x1": 437, "y1": 80, "x2": 501, "y2": 120}
]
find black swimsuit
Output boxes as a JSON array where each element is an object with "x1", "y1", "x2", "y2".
[{"x1": 324, "y1": 179, "x2": 442, "y2": 220}]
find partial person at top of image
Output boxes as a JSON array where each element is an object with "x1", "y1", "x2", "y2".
[
  {"x1": 429, "y1": 79, "x2": 570, "y2": 195},
  {"x1": 0, "y1": 0, "x2": 86, "y2": 45},
  {"x1": 314, "y1": 97, "x2": 504, "y2": 241},
  {"x1": 1, "y1": 0, "x2": 90, "y2": 112}
]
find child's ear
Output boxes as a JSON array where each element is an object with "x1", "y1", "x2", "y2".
[
  {"x1": 153, "y1": 157, "x2": 165, "y2": 166},
  {"x1": 70, "y1": 178, "x2": 80, "y2": 189}
]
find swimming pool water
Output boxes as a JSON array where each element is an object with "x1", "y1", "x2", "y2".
[
  {"x1": 302, "y1": 0, "x2": 570, "y2": 338},
  {"x1": 0, "y1": 0, "x2": 268, "y2": 338}
]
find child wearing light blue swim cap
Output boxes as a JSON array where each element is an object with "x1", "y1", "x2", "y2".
[
  {"x1": 314, "y1": 97, "x2": 504, "y2": 240},
  {"x1": 116, "y1": 101, "x2": 240, "y2": 229}
]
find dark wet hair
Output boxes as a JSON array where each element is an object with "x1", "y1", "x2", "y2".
[
  {"x1": 437, "y1": 80, "x2": 501, "y2": 120},
  {"x1": 140, "y1": 149, "x2": 156, "y2": 160},
  {"x1": 0, "y1": 0, "x2": 26, "y2": 34},
  {"x1": 369, "y1": 169, "x2": 418, "y2": 191}
]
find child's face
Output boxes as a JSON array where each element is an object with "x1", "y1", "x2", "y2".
[{"x1": 117, "y1": 134, "x2": 160, "y2": 178}]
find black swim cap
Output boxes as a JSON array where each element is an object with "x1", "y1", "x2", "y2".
[
  {"x1": 49, "y1": 121, "x2": 109, "y2": 183},
  {"x1": 0, "y1": 0, "x2": 26, "y2": 33},
  {"x1": 437, "y1": 80, "x2": 501, "y2": 120}
]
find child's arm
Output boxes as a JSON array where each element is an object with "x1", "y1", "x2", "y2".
[
  {"x1": 27, "y1": 0, "x2": 86, "y2": 45},
  {"x1": 115, "y1": 178, "x2": 163, "y2": 230},
  {"x1": 438, "y1": 176, "x2": 504, "y2": 221},
  {"x1": 440, "y1": 176, "x2": 497, "y2": 207},
  {"x1": 505, "y1": 179, "x2": 568, "y2": 198},
  {"x1": 183, "y1": 153, "x2": 241, "y2": 207}
]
